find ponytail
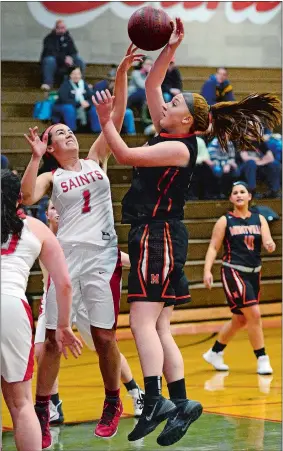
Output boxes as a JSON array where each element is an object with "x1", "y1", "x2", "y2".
[
  {"x1": 210, "y1": 93, "x2": 282, "y2": 151},
  {"x1": 1, "y1": 169, "x2": 24, "y2": 244}
]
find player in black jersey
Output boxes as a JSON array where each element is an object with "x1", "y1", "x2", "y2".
[
  {"x1": 203, "y1": 182, "x2": 276, "y2": 376},
  {"x1": 93, "y1": 17, "x2": 281, "y2": 446}
]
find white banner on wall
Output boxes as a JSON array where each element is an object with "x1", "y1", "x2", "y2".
[{"x1": 27, "y1": 1, "x2": 281, "y2": 29}]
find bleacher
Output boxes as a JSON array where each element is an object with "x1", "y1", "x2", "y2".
[{"x1": 2, "y1": 61, "x2": 282, "y2": 327}]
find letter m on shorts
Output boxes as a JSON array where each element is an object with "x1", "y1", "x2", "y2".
[{"x1": 151, "y1": 274, "x2": 159, "y2": 284}]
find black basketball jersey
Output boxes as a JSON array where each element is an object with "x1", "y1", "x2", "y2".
[
  {"x1": 121, "y1": 132, "x2": 198, "y2": 224},
  {"x1": 223, "y1": 212, "x2": 262, "y2": 268}
]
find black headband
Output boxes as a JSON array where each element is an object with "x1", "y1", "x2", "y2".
[
  {"x1": 231, "y1": 181, "x2": 251, "y2": 193},
  {"x1": 184, "y1": 92, "x2": 194, "y2": 116}
]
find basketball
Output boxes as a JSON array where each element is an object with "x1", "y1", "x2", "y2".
[{"x1": 128, "y1": 6, "x2": 173, "y2": 51}]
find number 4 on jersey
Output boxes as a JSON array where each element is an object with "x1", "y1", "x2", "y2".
[
  {"x1": 82, "y1": 189, "x2": 91, "y2": 214},
  {"x1": 244, "y1": 235, "x2": 254, "y2": 251}
]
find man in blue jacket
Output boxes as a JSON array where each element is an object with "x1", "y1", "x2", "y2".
[{"x1": 201, "y1": 67, "x2": 234, "y2": 105}]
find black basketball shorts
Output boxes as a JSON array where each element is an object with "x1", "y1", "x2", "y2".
[
  {"x1": 127, "y1": 220, "x2": 191, "y2": 306},
  {"x1": 221, "y1": 266, "x2": 261, "y2": 315}
]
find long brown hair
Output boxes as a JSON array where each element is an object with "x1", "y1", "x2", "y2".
[{"x1": 185, "y1": 92, "x2": 282, "y2": 151}]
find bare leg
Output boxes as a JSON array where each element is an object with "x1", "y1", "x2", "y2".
[
  {"x1": 36, "y1": 330, "x2": 61, "y2": 396},
  {"x1": 156, "y1": 306, "x2": 184, "y2": 383},
  {"x1": 240, "y1": 305, "x2": 264, "y2": 350},
  {"x1": 218, "y1": 314, "x2": 247, "y2": 345},
  {"x1": 130, "y1": 302, "x2": 164, "y2": 377},
  {"x1": 35, "y1": 342, "x2": 59, "y2": 395},
  {"x1": 120, "y1": 353, "x2": 133, "y2": 384},
  {"x1": 91, "y1": 327, "x2": 121, "y2": 390},
  {"x1": 2, "y1": 378, "x2": 41, "y2": 451}
]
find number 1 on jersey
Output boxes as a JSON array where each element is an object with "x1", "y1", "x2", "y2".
[{"x1": 82, "y1": 189, "x2": 91, "y2": 214}]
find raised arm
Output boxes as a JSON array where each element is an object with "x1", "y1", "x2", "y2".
[
  {"x1": 260, "y1": 215, "x2": 276, "y2": 253},
  {"x1": 87, "y1": 44, "x2": 144, "y2": 165},
  {"x1": 22, "y1": 127, "x2": 52, "y2": 205},
  {"x1": 93, "y1": 90, "x2": 189, "y2": 167},
  {"x1": 145, "y1": 18, "x2": 184, "y2": 134},
  {"x1": 203, "y1": 216, "x2": 227, "y2": 289}
]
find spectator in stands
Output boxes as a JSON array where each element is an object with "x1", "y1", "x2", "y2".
[
  {"x1": 161, "y1": 56, "x2": 183, "y2": 102},
  {"x1": 1, "y1": 155, "x2": 9, "y2": 169},
  {"x1": 141, "y1": 102, "x2": 155, "y2": 136},
  {"x1": 201, "y1": 67, "x2": 235, "y2": 105},
  {"x1": 208, "y1": 138, "x2": 239, "y2": 198},
  {"x1": 127, "y1": 57, "x2": 153, "y2": 112},
  {"x1": 265, "y1": 133, "x2": 282, "y2": 163},
  {"x1": 52, "y1": 66, "x2": 100, "y2": 133},
  {"x1": 40, "y1": 19, "x2": 86, "y2": 91},
  {"x1": 93, "y1": 69, "x2": 136, "y2": 135},
  {"x1": 236, "y1": 138, "x2": 281, "y2": 198},
  {"x1": 186, "y1": 137, "x2": 217, "y2": 200}
]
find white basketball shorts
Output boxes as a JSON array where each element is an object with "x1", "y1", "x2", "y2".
[
  {"x1": 1, "y1": 295, "x2": 34, "y2": 383},
  {"x1": 45, "y1": 244, "x2": 122, "y2": 331}
]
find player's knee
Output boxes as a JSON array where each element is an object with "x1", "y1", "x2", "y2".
[
  {"x1": 92, "y1": 328, "x2": 116, "y2": 352},
  {"x1": 233, "y1": 315, "x2": 246, "y2": 328},
  {"x1": 246, "y1": 309, "x2": 261, "y2": 324},
  {"x1": 44, "y1": 332, "x2": 60, "y2": 354}
]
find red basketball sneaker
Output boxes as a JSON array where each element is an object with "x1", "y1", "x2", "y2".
[
  {"x1": 35, "y1": 404, "x2": 52, "y2": 449},
  {"x1": 94, "y1": 399, "x2": 123, "y2": 438}
]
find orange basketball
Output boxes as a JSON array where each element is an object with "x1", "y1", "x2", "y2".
[{"x1": 128, "y1": 6, "x2": 173, "y2": 51}]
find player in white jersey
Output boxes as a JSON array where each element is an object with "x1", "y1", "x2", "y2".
[
  {"x1": 35, "y1": 200, "x2": 144, "y2": 422},
  {"x1": 21, "y1": 44, "x2": 144, "y2": 446},
  {"x1": 1, "y1": 169, "x2": 82, "y2": 451}
]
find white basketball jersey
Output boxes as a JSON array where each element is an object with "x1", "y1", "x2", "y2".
[
  {"x1": 51, "y1": 159, "x2": 117, "y2": 247},
  {"x1": 1, "y1": 220, "x2": 42, "y2": 301}
]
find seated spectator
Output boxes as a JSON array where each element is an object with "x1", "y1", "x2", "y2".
[
  {"x1": 141, "y1": 102, "x2": 155, "y2": 136},
  {"x1": 1, "y1": 155, "x2": 9, "y2": 169},
  {"x1": 161, "y1": 56, "x2": 183, "y2": 102},
  {"x1": 52, "y1": 66, "x2": 100, "y2": 133},
  {"x1": 186, "y1": 137, "x2": 217, "y2": 200},
  {"x1": 93, "y1": 71, "x2": 136, "y2": 135},
  {"x1": 127, "y1": 57, "x2": 153, "y2": 112},
  {"x1": 40, "y1": 19, "x2": 86, "y2": 90},
  {"x1": 236, "y1": 139, "x2": 281, "y2": 198},
  {"x1": 201, "y1": 67, "x2": 235, "y2": 105},
  {"x1": 208, "y1": 137, "x2": 239, "y2": 197},
  {"x1": 265, "y1": 133, "x2": 282, "y2": 163}
]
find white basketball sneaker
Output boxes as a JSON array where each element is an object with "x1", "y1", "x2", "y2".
[
  {"x1": 128, "y1": 386, "x2": 145, "y2": 417},
  {"x1": 257, "y1": 355, "x2": 273, "y2": 375},
  {"x1": 203, "y1": 348, "x2": 229, "y2": 371}
]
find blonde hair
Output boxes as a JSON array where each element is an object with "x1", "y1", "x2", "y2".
[{"x1": 186, "y1": 93, "x2": 281, "y2": 151}]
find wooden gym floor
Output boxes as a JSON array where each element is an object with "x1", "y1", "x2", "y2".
[{"x1": 2, "y1": 326, "x2": 281, "y2": 450}]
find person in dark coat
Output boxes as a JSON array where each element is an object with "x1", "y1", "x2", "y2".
[
  {"x1": 41, "y1": 20, "x2": 85, "y2": 90},
  {"x1": 161, "y1": 56, "x2": 183, "y2": 102},
  {"x1": 201, "y1": 67, "x2": 235, "y2": 105},
  {"x1": 52, "y1": 66, "x2": 100, "y2": 133}
]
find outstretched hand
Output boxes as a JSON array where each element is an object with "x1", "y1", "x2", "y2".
[
  {"x1": 24, "y1": 126, "x2": 48, "y2": 159},
  {"x1": 56, "y1": 326, "x2": 83, "y2": 359},
  {"x1": 118, "y1": 43, "x2": 145, "y2": 73},
  {"x1": 92, "y1": 89, "x2": 114, "y2": 126},
  {"x1": 169, "y1": 17, "x2": 184, "y2": 48}
]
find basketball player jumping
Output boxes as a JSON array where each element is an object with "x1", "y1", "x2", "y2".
[{"x1": 92, "y1": 17, "x2": 281, "y2": 447}]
